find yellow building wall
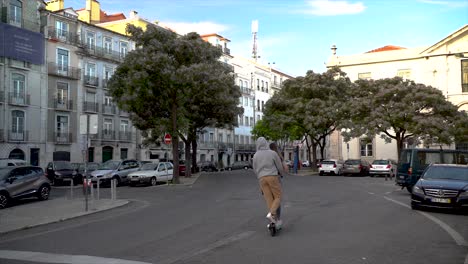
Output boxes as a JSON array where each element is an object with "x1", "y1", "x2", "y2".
[
  {"x1": 100, "y1": 19, "x2": 149, "y2": 35},
  {"x1": 45, "y1": 0, "x2": 64, "y2": 11},
  {"x1": 77, "y1": 10, "x2": 90, "y2": 23}
]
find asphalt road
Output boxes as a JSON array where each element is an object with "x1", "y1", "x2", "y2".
[{"x1": 0, "y1": 170, "x2": 467, "y2": 264}]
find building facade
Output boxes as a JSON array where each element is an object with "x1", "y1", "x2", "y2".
[{"x1": 326, "y1": 25, "x2": 468, "y2": 161}]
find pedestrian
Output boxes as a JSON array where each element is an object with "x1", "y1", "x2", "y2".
[
  {"x1": 252, "y1": 137, "x2": 285, "y2": 229},
  {"x1": 269, "y1": 142, "x2": 288, "y2": 227}
]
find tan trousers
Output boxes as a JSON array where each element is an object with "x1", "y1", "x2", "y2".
[{"x1": 259, "y1": 176, "x2": 282, "y2": 217}]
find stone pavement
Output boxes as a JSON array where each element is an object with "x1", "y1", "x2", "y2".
[{"x1": 0, "y1": 173, "x2": 201, "y2": 235}]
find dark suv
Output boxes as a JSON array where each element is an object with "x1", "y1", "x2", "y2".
[
  {"x1": 198, "y1": 161, "x2": 218, "y2": 172},
  {"x1": 342, "y1": 159, "x2": 370, "y2": 176},
  {"x1": 46, "y1": 161, "x2": 78, "y2": 186},
  {"x1": 0, "y1": 166, "x2": 51, "y2": 209}
]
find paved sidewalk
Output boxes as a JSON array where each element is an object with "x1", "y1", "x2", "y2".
[{"x1": 0, "y1": 173, "x2": 201, "y2": 235}]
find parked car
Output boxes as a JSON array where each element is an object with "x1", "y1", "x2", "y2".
[
  {"x1": 396, "y1": 148, "x2": 468, "y2": 193},
  {"x1": 369, "y1": 159, "x2": 397, "y2": 178},
  {"x1": 319, "y1": 159, "x2": 343, "y2": 176},
  {"x1": 411, "y1": 164, "x2": 468, "y2": 211},
  {"x1": 128, "y1": 162, "x2": 174, "y2": 186},
  {"x1": 226, "y1": 161, "x2": 252, "y2": 171},
  {"x1": 197, "y1": 161, "x2": 218, "y2": 172},
  {"x1": 342, "y1": 159, "x2": 370, "y2": 176},
  {"x1": 45, "y1": 161, "x2": 78, "y2": 186},
  {"x1": 71, "y1": 162, "x2": 100, "y2": 184},
  {"x1": 0, "y1": 159, "x2": 28, "y2": 167},
  {"x1": 302, "y1": 160, "x2": 310, "y2": 167},
  {"x1": 0, "y1": 166, "x2": 51, "y2": 209},
  {"x1": 90, "y1": 159, "x2": 140, "y2": 186}
]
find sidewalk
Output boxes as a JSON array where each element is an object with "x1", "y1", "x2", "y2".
[{"x1": 0, "y1": 173, "x2": 201, "y2": 235}]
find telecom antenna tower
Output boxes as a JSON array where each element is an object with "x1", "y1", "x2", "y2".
[{"x1": 251, "y1": 20, "x2": 259, "y2": 61}]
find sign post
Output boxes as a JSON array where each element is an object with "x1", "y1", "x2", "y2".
[{"x1": 80, "y1": 114, "x2": 98, "y2": 212}]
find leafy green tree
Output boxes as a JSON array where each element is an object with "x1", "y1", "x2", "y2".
[
  {"x1": 108, "y1": 24, "x2": 238, "y2": 183},
  {"x1": 342, "y1": 77, "x2": 466, "y2": 160}
]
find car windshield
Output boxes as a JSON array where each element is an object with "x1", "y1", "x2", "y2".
[
  {"x1": 345, "y1": 160, "x2": 360, "y2": 165},
  {"x1": 423, "y1": 166, "x2": 468, "y2": 181},
  {"x1": 98, "y1": 161, "x2": 120, "y2": 170},
  {"x1": 141, "y1": 163, "x2": 157, "y2": 170},
  {"x1": 0, "y1": 167, "x2": 13, "y2": 180},
  {"x1": 322, "y1": 161, "x2": 336, "y2": 165},
  {"x1": 55, "y1": 161, "x2": 73, "y2": 170},
  {"x1": 372, "y1": 160, "x2": 389, "y2": 165}
]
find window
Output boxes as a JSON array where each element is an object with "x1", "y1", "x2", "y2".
[
  {"x1": 120, "y1": 148, "x2": 128, "y2": 160},
  {"x1": 239, "y1": 115, "x2": 244, "y2": 126},
  {"x1": 245, "y1": 116, "x2": 249, "y2": 126},
  {"x1": 104, "y1": 37, "x2": 112, "y2": 53},
  {"x1": 274, "y1": 75, "x2": 277, "y2": 85},
  {"x1": 104, "y1": 118, "x2": 113, "y2": 134},
  {"x1": 244, "y1": 96, "x2": 248, "y2": 106},
  {"x1": 358, "y1": 72, "x2": 371, "y2": 80},
  {"x1": 86, "y1": 31, "x2": 96, "y2": 49},
  {"x1": 120, "y1": 120, "x2": 128, "y2": 132},
  {"x1": 218, "y1": 133, "x2": 223, "y2": 142},
  {"x1": 86, "y1": 91, "x2": 96, "y2": 103},
  {"x1": 240, "y1": 135, "x2": 244, "y2": 144},
  {"x1": 11, "y1": 110, "x2": 24, "y2": 135},
  {"x1": 120, "y1": 41, "x2": 128, "y2": 57},
  {"x1": 257, "y1": 79, "x2": 260, "y2": 90},
  {"x1": 57, "y1": 82, "x2": 69, "y2": 106},
  {"x1": 250, "y1": 117, "x2": 253, "y2": 126},
  {"x1": 104, "y1": 95, "x2": 113, "y2": 106},
  {"x1": 57, "y1": 48, "x2": 69, "y2": 72},
  {"x1": 257, "y1": 114, "x2": 260, "y2": 121},
  {"x1": 266, "y1": 82, "x2": 268, "y2": 93},
  {"x1": 239, "y1": 80, "x2": 243, "y2": 88},
  {"x1": 209, "y1": 133, "x2": 214, "y2": 142},
  {"x1": 250, "y1": 98, "x2": 254, "y2": 107},
  {"x1": 12, "y1": 73, "x2": 25, "y2": 101},
  {"x1": 9, "y1": 0, "x2": 22, "y2": 26},
  {"x1": 261, "y1": 101, "x2": 264, "y2": 111},
  {"x1": 86, "y1": 63, "x2": 96, "y2": 77},
  {"x1": 397, "y1": 69, "x2": 411, "y2": 80},
  {"x1": 239, "y1": 97, "x2": 242, "y2": 105},
  {"x1": 360, "y1": 138, "x2": 373, "y2": 157},
  {"x1": 462, "y1": 60, "x2": 468, "y2": 93},
  {"x1": 227, "y1": 134, "x2": 231, "y2": 143},
  {"x1": 257, "y1": 99, "x2": 260, "y2": 110},
  {"x1": 56, "y1": 20, "x2": 68, "y2": 38},
  {"x1": 56, "y1": 115, "x2": 69, "y2": 135}
]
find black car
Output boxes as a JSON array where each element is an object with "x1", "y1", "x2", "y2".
[
  {"x1": 45, "y1": 161, "x2": 78, "y2": 186},
  {"x1": 226, "y1": 161, "x2": 252, "y2": 171},
  {"x1": 71, "y1": 162, "x2": 100, "y2": 184},
  {"x1": 411, "y1": 164, "x2": 468, "y2": 211},
  {"x1": 197, "y1": 161, "x2": 218, "y2": 172}
]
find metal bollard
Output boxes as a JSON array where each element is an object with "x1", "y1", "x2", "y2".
[
  {"x1": 69, "y1": 179, "x2": 74, "y2": 200},
  {"x1": 97, "y1": 179, "x2": 100, "y2": 200}
]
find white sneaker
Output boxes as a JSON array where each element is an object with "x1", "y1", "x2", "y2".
[
  {"x1": 266, "y1": 212, "x2": 276, "y2": 223},
  {"x1": 276, "y1": 219, "x2": 283, "y2": 230}
]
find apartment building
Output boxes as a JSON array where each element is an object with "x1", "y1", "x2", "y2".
[
  {"x1": 0, "y1": 0, "x2": 47, "y2": 166},
  {"x1": 326, "y1": 25, "x2": 468, "y2": 161}
]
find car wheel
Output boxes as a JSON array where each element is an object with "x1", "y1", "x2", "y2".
[
  {"x1": 244, "y1": 166, "x2": 248, "y2": 170},
  {"x1": 406, "y1": 186, "x2": 413, "y2": 193},
  {"x1": 228, "y1": 168, "x2": 232, "y2": 171},
  {"x1": 150, "y1": 177, "x2": 157, "y2": 186},
  {"x1": 319, "y1": 171, "x2": 323, "y2": 176},
  {"x1": 37, "y1": 185, "x2": 50, "y2": 201},
  {"x1": 0, "y1": 192, "x2": 9, "y2": 209}
]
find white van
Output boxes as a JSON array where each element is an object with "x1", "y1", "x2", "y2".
[{"x1": 0, "y1": 159, "x2": 28, "y2": 167}]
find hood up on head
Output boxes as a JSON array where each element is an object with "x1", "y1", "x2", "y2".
[{"x1": 256, "y1": 137, "x2": 269, "y2": 151}]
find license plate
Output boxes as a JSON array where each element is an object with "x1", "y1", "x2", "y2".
[
  {"x1": 431, "y1": 198, "x2": 451, "y2": 203},
  {"x1": 325, "y1": 170, "x2": 330, "y2": 173}
]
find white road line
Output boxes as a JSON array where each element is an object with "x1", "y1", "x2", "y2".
[
  {"x1": 384, "y1": 196, "x2": 468, "y2": 247},
  {"x1": 0, "y1": 250, "x2": 152, "y2": 264}
]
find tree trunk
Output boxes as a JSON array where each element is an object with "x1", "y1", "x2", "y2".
[
  {"x1": 171, "y1": 98, "x2": 180, "y2": 184},
  {"x1": 190, "y1": 129, "x2": 198, "y2": 174},
  {"x1": 184, "y1": 141, "x2": 191, "y2": 178},
  {"x1": 396, "y1": 132, "x2": 403, "y2": 162}
]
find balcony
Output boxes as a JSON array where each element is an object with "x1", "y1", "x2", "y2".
[
  {"x1": 84, "y1": 75, "x2": 99, "y2": 87},
  {"x1": 224, "y1": 47, "x2": 230, "y2": 55},
  {"x1": 119, "y1": 131, "x2": 133, "y2": 142},
  {"x1": 102, "y1": 130, "x2": 116, "y2": 140},
  {"x1": 55, "y1": 132, "x2": 72, "y2": 144},
  {"x1": 119, "y1": 109, "x2": 129, "y2": 116},
  {"x1": 102, "y1": 78, "x2": 110, "y2": 88},
  {"x1": 47, "y1": 27, "x2": 81, "y2": 46},
  {"x1": 198, "y1": 141, "x2": 216, "y2": 149},
  {"x1": 51, "y1": 98, "x2": 74, "y2": 111},
  {"x1": 8, "y1": 93, "x2": 30, "y2": 106},
  {"x1": 48, "y1": 62, "x2": 81, "y2": 80},
  {"x1": 83, "y1": 101, "x2": 99, "y2": 112},
  {"x1": 235, "y1": 144, "x2": 256, "y2": 153},
  {"x1": 8, "y1": 130, "x2": 28, "y2": 142},
  {"x1": 240, "y1": 87, "x2": 253, "y2": 95},
  {"x1": 102, "y1": 104, "x2": 117, "y2": 115},
  {"x1": 80, "y1": 45, "x2": 126, "y2": 62}
]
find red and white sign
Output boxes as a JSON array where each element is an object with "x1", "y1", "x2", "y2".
[{"x1": 164, "y1": 133, "x2": 172, "y2": 144}]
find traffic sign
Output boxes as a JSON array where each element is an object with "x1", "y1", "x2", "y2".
[{"x1": 164, "y1": 133, "x2": 172, "y2": 144}]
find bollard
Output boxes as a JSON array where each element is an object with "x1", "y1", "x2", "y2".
[
  {"x1": 90, "y1": 181, "x2": 94, "y2": 200},
  {"x1": 97, "y1": 179, "x2": 100, "y2": 200},
  {"x1": 69, "y1": 179, "x2": 74, "y2": 200}
]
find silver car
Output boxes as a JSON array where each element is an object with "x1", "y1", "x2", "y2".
[
  {"x1": 128, "y1": 162, "x2": 174, "y2": 186},
  {"x1": 90, "y1": 160, "x2": 140, "y2": 186},
  {"x1": 0, "y1": 166, "x2": 51, "y2": 209}
]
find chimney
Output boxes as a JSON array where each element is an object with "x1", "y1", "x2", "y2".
[
  {"x1": 45, "y1": 0, "x2": 64, "y2": 11},
  {"x1": 129, "y1": 10, "x2": 138, "y2": 19},
  {"x1": 331, "y1": 45, "x2": 337, "y2": 56},
  {"x1": 86, "y1": 0, "x2": 101, "y2": 23}
]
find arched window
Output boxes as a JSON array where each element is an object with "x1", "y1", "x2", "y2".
[
  {"x1": 12, "y1": 73, "x2": 25, "y2": 103},
  {"x1": 11, "y1": 110, "x2": 24, "y2": 133},
  {"x1": 9, "y1": 148, "x2": 25, "y2": 160}
]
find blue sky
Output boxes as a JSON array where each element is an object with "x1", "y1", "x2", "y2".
[{"x1": 67, "y1": 0, "x2": 467, "y2": 76}]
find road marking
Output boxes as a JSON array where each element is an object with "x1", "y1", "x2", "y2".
[
  {"x1": 384, "y1": 196, "x2": 468, "y2": 247},
  {"x1": 0, "y1": 250, "x2": 152, "y2": 264},
  {"x1": 158, "y1": 230, "x2": 255, "y2": 264}
]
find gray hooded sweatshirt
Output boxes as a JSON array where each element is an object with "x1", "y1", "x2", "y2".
[{"x1": 252, "y1": 137, "x2": 285, "y2": 179}]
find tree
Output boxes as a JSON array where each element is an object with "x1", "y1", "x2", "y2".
[
  {"x1": 342, "y1": 77, "x2": 466, "y2": 160},
  {"x1": 108, "y1": 24, "x2": 238, "y2": 183}
]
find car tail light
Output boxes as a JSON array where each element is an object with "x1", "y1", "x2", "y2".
[
  {"x1": 333, "y1": 163, "x2": 336, "y2": 168},
  {"x1": 359, "y1": 164, "x2": 363, "y2": 169},
  {"x1": 386, "y1": 164, "x2": 391, "y2": 169},
  {"x1": 319, "y1": 164, "x2": 322, "y2": 168}
]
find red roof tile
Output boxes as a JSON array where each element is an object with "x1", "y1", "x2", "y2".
[
  {"x1": 100, "y1": 10, "x2": 126, "y2": 22},
  {"x1": 366, "y1": 45, "x2": 406, "y2": 53}
]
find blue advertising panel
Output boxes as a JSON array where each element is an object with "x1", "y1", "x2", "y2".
[{"x1": 0, "y1": 22, "x2": 44, "y2": 65}]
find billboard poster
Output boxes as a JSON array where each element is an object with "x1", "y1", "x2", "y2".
[{"x1": 0, "y1": 22, "x2": 44, "y2": 65}]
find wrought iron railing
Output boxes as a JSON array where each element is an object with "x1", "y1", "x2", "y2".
[
  {"x1": 8, "y1": 130, "x2": 28, "y2": 141},
  {"x1": 52, "y1": 98, "x2": 73, "y2": 110},
  {"x1": 83, "y1": 101, "x2": 99, "y2": 112},
  {"x1": 55, "y1": 132, "x2": 72, "y2": 144},
  {"x1": 84, "y1": 75, "x2": 99, "y2": 86},
  {"x1": 8, "y1": 92, "x2": 30, "y2": 105},
  {"x1": 48, "y1": 62, "x2": 81, "y2": 80}
]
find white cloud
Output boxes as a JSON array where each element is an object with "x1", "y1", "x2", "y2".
[
  {"x1": 300, "y1": 0, "x2": 366, "y2": 16},
  {"x1": 418, "y1": 0, "x2": 468, "y2": 8},
  {"x1": 158, "y1": 21, "x2": 230, "y2": 35}
]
